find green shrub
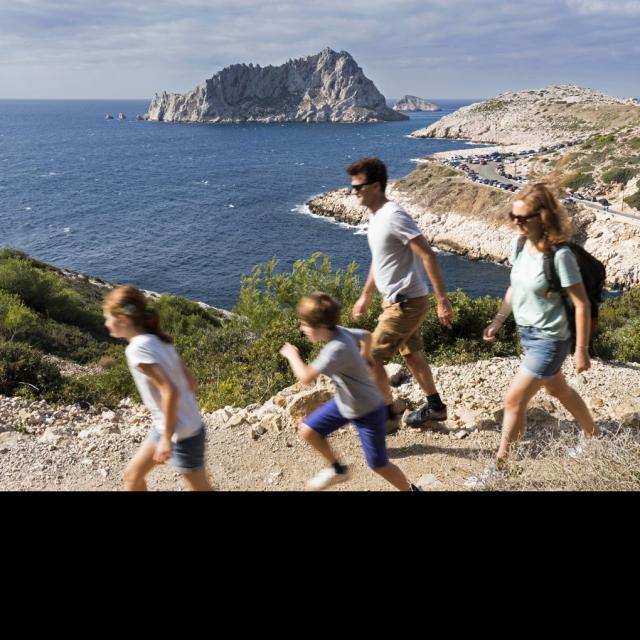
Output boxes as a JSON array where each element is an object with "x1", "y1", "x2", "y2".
[
  {"x1": 0, "y1": 257, "x2": 104, "y2": 334},
  {"x1": 594, "y1": 289, "x2": 640, "y2": 361},
  {"x1": 602, "y1": 167, "x2": 637, "y2": 185},
  {"x1": 0, "y1": 340, "x2": 62, "y2": 399},
  {"x1": 0, "y1": 291, "x2": 39, "y2": 341},
  {"x1": 624, "y1": 191, "x2": 640, "y2": 210},
  {"x1": 565, "y1": 172, "x2": 594, "y2": 190},
  {"x1": 59, "y1": 357, "x2": 137, "y2": 408}
]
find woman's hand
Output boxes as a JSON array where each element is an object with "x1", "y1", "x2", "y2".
[
  {"x1": 574, "y1": 347, "x2": 591, "y2": 373},
  {"x1": 483, "y1": 320, "x2": 502, "y2": 342}
]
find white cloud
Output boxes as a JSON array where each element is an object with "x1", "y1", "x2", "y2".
[
  {"x1": 0, "y1": 1, "x2": 637, "y2": 98},
  {"x1": 567, "y1": 0, "x2": 640, "y2": 15}
]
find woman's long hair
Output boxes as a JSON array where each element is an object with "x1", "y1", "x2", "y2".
[
  {"x1": 103, "y1": 286, "x2": 173, "y2": 343},
  {"x1": 513, "y1": 157, "x2": 574, "y2": 250}
]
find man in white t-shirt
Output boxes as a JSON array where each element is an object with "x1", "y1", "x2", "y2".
[{"x1": 347, "y1": 157, "x2": 454, "y2": 433}]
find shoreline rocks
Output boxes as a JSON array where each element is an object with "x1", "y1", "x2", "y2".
[{"x1": 307, "y1": 159, "x2": 640, "y2": 289}]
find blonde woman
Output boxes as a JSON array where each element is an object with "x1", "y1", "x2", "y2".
[{"x1": 465, "y1": 183, "x2": 599, "y2": 489}]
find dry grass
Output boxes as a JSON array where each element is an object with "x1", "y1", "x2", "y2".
[{"x1": 470, "y1": 424, "x2": 640, "y2": 491}]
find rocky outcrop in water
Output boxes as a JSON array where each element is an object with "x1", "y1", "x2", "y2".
[
  {"x1": 394, "y1": 95, "x2": 440, "y2": 112},
  {"x1": 145, "y1": 48, "x2": 407, "y2": 124}
]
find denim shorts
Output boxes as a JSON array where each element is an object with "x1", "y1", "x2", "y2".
[
  {"x1": 518, "y1": 326, "x2": 572, "y2": 379},
  {"x1": 303, "y1": 399, "x2": 389, "y2": 469},
  {"x1": 146, "y1": 427, "x2": 205, "y2": 474}
]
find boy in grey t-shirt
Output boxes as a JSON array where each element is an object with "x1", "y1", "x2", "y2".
[{"x1": 280, "y1": 292, "x2": 420, "y2": 491}]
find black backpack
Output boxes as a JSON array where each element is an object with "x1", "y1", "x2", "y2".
[{"x1": 515, "y1": 239, "x2": 606, "y2": 351}]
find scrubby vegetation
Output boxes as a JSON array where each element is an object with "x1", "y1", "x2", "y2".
[{"x1": 1, "y1": 248, "x2": 638, "y2": 411}]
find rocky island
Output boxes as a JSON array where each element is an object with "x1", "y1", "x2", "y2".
[
  {"x1": 394, "y1": 95, "x2": 440, "y2": 111},
  {"x1": 144, "y1": 48, "x2": 407, "y2": 124}
]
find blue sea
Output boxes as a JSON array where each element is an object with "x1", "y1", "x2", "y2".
[{"x1": 0, "y1": 99, "x2": 509, "y2": 308}]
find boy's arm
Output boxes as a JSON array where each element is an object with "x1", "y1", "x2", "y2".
[
  {"x1": 356, "y1": 330, "x2": 374, "y2": 366},
  {"x1": 279, "y1": 343, "x2": 321, "y2": 384}
]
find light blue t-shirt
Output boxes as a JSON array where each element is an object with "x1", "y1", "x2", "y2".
[
  {"x1": 310, "y1": 326, "x2": 384, "y2": 419},
  {"x1": 510, "y1": 236, "x2": 582, "y2": 339}
]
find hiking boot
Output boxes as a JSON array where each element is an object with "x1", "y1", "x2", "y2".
[
  {"x1": 306, "y1": 466, "x2": 351, "y2": 491},
  {"x1": 404, "y1": 402, "x2": 448, "y2": 428}
]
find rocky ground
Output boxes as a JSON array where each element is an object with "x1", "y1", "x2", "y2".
[{"x1": 2, "y1": 356, "x2": 639, "y2": 491}]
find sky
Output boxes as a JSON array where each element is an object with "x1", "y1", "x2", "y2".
[{"x1": 1, "y1": 0, "x2": 638, "y2": 100}]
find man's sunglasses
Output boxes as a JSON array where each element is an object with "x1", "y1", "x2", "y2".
[
  {"x1": 509, "y1": 211, "x2": 541, "y2": 224},
  {"x1": 349, "y1": 181, "x2": 376, "y2": 194}
]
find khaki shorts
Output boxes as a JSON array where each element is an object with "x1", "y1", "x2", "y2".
[{"x1": 370, "y1": 295, "x2": 429, "y2": 362}]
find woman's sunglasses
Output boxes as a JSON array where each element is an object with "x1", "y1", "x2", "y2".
[{"x1": 509, "y1": 211, "x2": 541, "y2": 224}]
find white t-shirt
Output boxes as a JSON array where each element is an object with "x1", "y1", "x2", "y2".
[
  {"x1": 367, "y1": 201, "x2": 430, "y2": 303},
  {"x1": 125, "y1": 334, "x2": 202, "y2": 442}
]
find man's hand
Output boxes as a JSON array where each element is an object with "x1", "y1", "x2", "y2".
[
  {"x1": 436, "y1": 298, "x2": 454, "y2": 329},
  {"x1": 352, "y1": 294, "x2": 370, "y2": 320}
]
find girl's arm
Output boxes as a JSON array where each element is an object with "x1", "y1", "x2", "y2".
[
  {"x1": 180, "y1": 361, "x2": 198, "y2": 394},
  {"x1": 484, "y1": 287, "x2": 513, "y2": 341},
  {"x1": 279, "y1": 343, "x2": 320, "y2": 384},
  {"x1": 138, "y1": 362, "x2": 179, "y2": 462},
  {"x1": 564, "y1": 281, "x2": 591, "y2": 373}
]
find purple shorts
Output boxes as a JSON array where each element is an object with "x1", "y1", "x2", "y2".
[{"x1": 303, "y1": 399, "x2": 388, "y2": 468}]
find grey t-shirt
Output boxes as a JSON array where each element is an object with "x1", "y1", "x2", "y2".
[
  {"x1": 310, "y1": 327, "x2": 384, "y2": 419},
  {"x1": 367, "y1": 200, "x2": 430, "y2": 303}
]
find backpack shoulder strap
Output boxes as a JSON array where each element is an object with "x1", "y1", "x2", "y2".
[{"x1": 543, "y1": 243, "x2": 565, "y2": 293}]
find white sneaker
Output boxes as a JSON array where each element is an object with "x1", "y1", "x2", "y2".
[
  {"x1": 306, "y1": 466, "x2": 351, "y2": 491},
  {"x1": 567, "y1": 434, "x2": 598, "y2": 459},
  {"x1": 464, "y1": 462, "x2": 507, "y2": 490}
]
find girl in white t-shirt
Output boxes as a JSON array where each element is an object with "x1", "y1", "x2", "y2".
[{"x1": 103, "y1": 286, "x2": 213, "y2": 491}]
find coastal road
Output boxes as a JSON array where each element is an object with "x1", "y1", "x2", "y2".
[
  {"x1": 450, "y1": 153, "x2": 640, "y2": 222},
  {"x1": 469, "y1": 161, "x2": 640, "y2": 222},
  {"x1": 577, "y1": 199, "x2": 640, "y2": 224},
  {"x1": 476, "y1": 161, "x2": 521, "y2": 186}
]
